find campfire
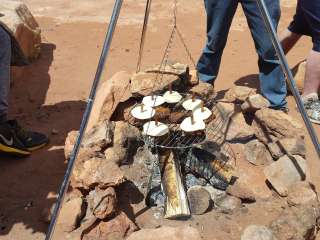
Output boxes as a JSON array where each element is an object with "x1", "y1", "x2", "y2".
[{"x1": 54, "y1": 62, "x2": 320, "y2": 240}]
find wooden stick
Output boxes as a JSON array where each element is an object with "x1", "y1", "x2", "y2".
[
  {"x1": 162, "y1": 151, "x2": 190, "y2": 219},
  {"x1": 169, "y1": 83, "x2": 172, "y2": 94},
  {"x1": 140, "y1": 104, "x2": 144, "y2": 112},
  {"x1": 192, "y1": 93, "x2": 195, "y2": 102},
  {"x1": 201, "y1": 102, "x2": 205, "y2": 112},
  {"x1": 191, "y1": 115, "x2": 195, "y2": 125}
]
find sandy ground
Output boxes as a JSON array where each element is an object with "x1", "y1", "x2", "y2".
[{"x1": 0, "y1": 0, "x2": 319, "y2": 239}]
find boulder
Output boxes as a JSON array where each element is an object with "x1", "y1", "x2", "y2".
[
  {"x1": 252, "y1": 108, "x2": 304, "y2": 144},
  {"x1": 213, "y1": 102, "x2": 254, "y2": 141},
  {"x1": 104, "y1": 146, "x2": 127, "y2": 166},
  {"x1": 241, "y1": 94, "x2": 270, "y2": 112},
  {"x1": 216, "y1": 102, "x2": 235, "y2": 119},
  {"x1": 224, "y1": 86, "x2": 257, "y2": 103},
  {"x1": 241, "y1": 225, "x2": 277, "y2": 240},
  {"x1": 130, "y1": 71, "x2": 181, "y2": 96},
  {"x1": 267, "y1": 137, "x2": 306, "y2": 159},
  {"x1": 83, "y1": 211, "x2": 137, "y2": 240},
  {"x1": 187, "y1": 186, "x2": 212, "y2": 215},
  {"x1": 244, "y1": 139, "x2": 273, "y2": 166},
  {"x1": 57, "y1": 197, "x2": 85, "y2": 233},
  {"x1": 0, "y1": 0, "x2": 41, "y2": 62},
  {"x1": 113, "y1": 121, "x2": 140, "y2": 147},
  {"x1": 82, "y1": 121, "x2": 115, "y2": 150},
  {"x1": 214, "y1": 195, "x2": 242, "y2": 214},
  {"x1": 87, "y1": 187, "x2": 117, "y2": 220},
  {"x1": 270, "y1": 203, "x2": 320, "y2": 240},
  {"x1": 190, "y1": 81, "x2": 215, "y2": 99},
  {"x1": 127, "y1": 226, "x2": 202, "y2": 240},
  {"x1": 203, "y1": 185, "x2": 227, "y2": 202},
  {"x1": 227, "y1": 180, "x2": 256, "y2": 202},
  {"x1": 226, "y1": 111, "x2": 255, "y2": 142},
  {"x1": 87, "y1": 71, "x2": 132, "y2": 131},
  {"x1": 233, "y1": 147, "x2": 272, "y2": 200},
  {"x1": 71, "y1": 156, "x2": 125, "y2": 190},
  {"x1": 264, "y1": 155, "x2": 308, "y2": 197},
  {"x1": 287, "y1": 181, "x2": 318, "y2": 207}
]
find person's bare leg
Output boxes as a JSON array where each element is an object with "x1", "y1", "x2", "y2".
[
  {"x1": 303, "y1": 50, "x2": 320, "y2": 96},
  {"x1": 279, "y1": 28, "x2": 302, "y2": 54}
]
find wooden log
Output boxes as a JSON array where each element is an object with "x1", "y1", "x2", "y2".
[
  {"x1": 187, "y1": 186, "x2": 211, "y2": 215},
  {"x1": 161, "y1": 150, "x2": 190, "y2": 219}
]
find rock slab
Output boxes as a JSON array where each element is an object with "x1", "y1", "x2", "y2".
[
  {"x1": 241, "y1": 225, "x2": 277, "y2": 240},
  {"x1": 264, "y1": 155, "x2": 307, "y2": 197}
]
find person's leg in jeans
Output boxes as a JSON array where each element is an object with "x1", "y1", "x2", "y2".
[
  {"x1": 0, "y1": 26, "x2": 11, "y2": 123},
  {"x1": 0, "y1": 26, "x2": 49, "y2": 155},
  {"x1": 241, "y1": 0, "x2": 287, "y2": 108},
  {"x1": 197, "y1": 0, "x2": 239, "y2": 84}
]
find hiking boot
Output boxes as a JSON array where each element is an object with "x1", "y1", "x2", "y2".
[
  {"x1": 6, "y1": 120, "x2": 49, "y2": 151},
  {"x1": 0, "y1": 121, "x2": 31, "y2": 156},
  {"x1": 302, "y1": 93, "x2": 320, "y2": 125}
]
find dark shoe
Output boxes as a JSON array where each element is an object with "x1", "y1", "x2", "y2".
[
  {"x1": 0, "y1": 121, "x2": 31, "y2": 156},
  {"x1": 6, "y1": 120, "x2": 49, "y2": 151},
  {"x1": 269, "y1": 106, "x2": 289, "y2": 113}
]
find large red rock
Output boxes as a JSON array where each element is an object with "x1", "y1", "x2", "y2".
[
  {"x1": 71, "y1": 156, "x2": 125, "y2": 190},
  {"x1": 264, "y1": 155, "x2": 308, "y2": 197},
  {"x1": 57, "y1": 197, "x2": 85, "y2": 233},
  {"x1": 252, "y1": 108, "x2": 304, "y2": 144},
  {"x1": 224, "y1": 85, "x2": 257, "y2": 103},
  {"x1": 130, "y1": 70, "x2": 183, "y2": 97},
  {"x1": 87, "y1": 71, "x2": 132, "y2": 131},
  {"x1": 83, "y1": 212, "x2": 137, "y2": 240},
  {"x1": 87, "y1": 187, "x2": 117, "y2": 220}
]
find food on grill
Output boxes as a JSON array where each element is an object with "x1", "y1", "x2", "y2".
[
  {"x1": 143, "y1": 121, "x2": 169, "y2": 137},
  {"x1": 180, "y1": 116, "x2": 206, "y2": 133},
  {"x1": 131, "y1": 104, "x2": 155, "y2": 120},
  {"x1": 155, "y1": 106, "x2": 171, "y2": 120},
  {"x1": 163, "y1": 90, "x2": 183, "y2": 104},
  {"x1": 193, "y1": 106, "x2": 212, "y2": 121},
  {"x1": 143, "y1": 95, "x2": 165, "y2": 107},
  {"x1": 169, "y1": 111, "x2": 188, "y2": 124},
  {"x1": 182, "y1": 98, "x2": 203, "y2": 111}
]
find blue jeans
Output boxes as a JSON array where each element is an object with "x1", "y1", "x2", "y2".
[
  {"x1": 0, "y1": 26, "x2": 11, "y2": 122},
  {"x1": 197, "y1": 0, "x2": 287, "y2": 108}
]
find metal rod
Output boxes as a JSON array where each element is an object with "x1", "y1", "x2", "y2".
[
  {"x1": 44, "y1": 1, "x2": 123, "y2": 239},
  {"x1": 256, "y1": 0, "x2": 320, "y2": 157},
  {"x1": 136, "y1": 0, "x2": 153, "y2": 73}
]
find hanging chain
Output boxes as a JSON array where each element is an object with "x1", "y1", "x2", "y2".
[{"x1": 154, "y1": 0, "x2": 198, "y2": 87}]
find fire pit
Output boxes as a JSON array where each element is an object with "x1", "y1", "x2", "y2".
[{"x1": 127, "y1": 82, "x2": 236, "y2": 219}]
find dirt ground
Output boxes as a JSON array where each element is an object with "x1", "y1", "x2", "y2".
[{"x1": 0, "y1": 0, "x2": 319, "y2": 239}]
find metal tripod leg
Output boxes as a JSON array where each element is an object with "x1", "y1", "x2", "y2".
[
  {"x1": 44, "y1": 1, "x2": 124, "y2": 239},
  {"x1": 136, "y1": 0, "x2": 153, "y2": 73},
  {"x1": 256, "y1": 0, "x2": 320, "y2": 158}
]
